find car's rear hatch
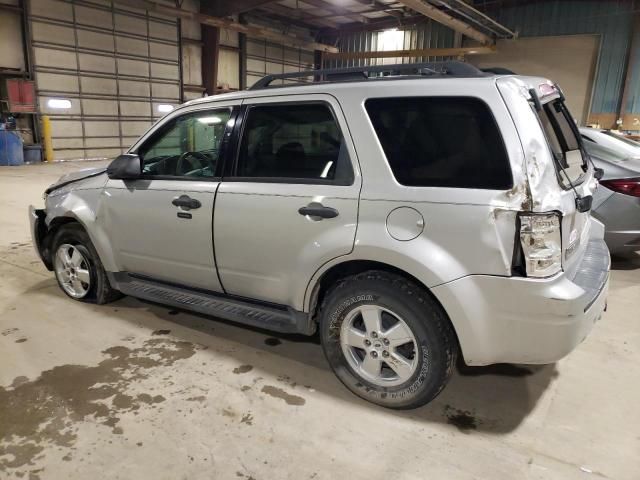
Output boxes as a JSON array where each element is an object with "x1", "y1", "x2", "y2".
[{"x1": 496, "y1": 76, "x2": 598, "y2": 278}]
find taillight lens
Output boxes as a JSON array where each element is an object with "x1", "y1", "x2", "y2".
[
  {"x1": 519, "y1": 212, "x2": 562, "y2": 278},
  {"x1": 600, "y1": 178, "x2": 640, "y2": 197}
]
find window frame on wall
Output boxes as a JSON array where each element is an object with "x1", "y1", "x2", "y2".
[
  {"x1": 226, "y1": 101, "x2": 355, "y2": 186},
  {"x1": 135, "y1": 107, "x2": 233, "y2": 181}
]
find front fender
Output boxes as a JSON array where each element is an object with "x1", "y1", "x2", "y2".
[{"x1": 45, "y1": 187, "x2": 117, "y2": 272}]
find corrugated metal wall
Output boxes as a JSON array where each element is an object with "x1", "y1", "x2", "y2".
[
  {"x1": 325, "y1": 20, "x2": 458, "y2": 69},
  {"x1": 486, "y1": 0, "x2": 636, "y2": 117},
  {"x1": 244, "y1": 15, "x2": 315, "y2": 88},
  {"x1": 30, "y1": 0, "x2": 181, "y2": 160}
]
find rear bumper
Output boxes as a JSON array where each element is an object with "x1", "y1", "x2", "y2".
[
  {"x1": 29, "y1": 206, "x2": 51, "y2": 269},
  {"x1": 433, "y1": 223, "x2": 610, "y2": 366}
]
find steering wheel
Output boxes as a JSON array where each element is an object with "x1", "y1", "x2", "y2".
[{"x1": 176, "y1": 151, "x2": 210, "y2": 175}]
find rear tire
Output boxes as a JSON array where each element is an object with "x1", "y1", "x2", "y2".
[
  {"x1": 51, "y1": 224, "x2": 122, "y2": 304},
  {"x1": 318, "y1": 270, "x2": 457, "y2": 409}
]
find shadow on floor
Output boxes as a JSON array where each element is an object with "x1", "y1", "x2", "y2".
[
  {"x1": 17, "y1": 273, "x2": 562, "y2": 436},
  {"x1": 611, "y1": 251, "x2": 640, "y2": 271},
  {"x1": 25, "y1": 286, "x2": 555, "y2": 436}
]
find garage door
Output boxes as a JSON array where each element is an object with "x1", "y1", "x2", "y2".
[
  {"x1": 29, "y1": 0, "x2": 181, "y2": 160},
  {"x1": 470, "y1": 35, "x2": 600, "y2": 124}
]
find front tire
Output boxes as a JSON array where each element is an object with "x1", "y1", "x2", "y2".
[
  {"x1": 318, "y1": 270, "x2": 457, "y2": 409},
  {"x1": 51, "y1": 224, "x2": 121, "y2": 304}
]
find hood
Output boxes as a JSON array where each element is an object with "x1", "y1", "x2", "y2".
[{"x1": 45, "y1": 166, "x2": 108, "y2": 194}]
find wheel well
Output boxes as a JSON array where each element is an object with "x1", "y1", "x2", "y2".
[
  {"x1": 41, "y1": 217, "x2": 82, "y2": 268},
  {"x1": 310, "y1": 260, "x2": 436, "y2": 318},
  {"x1": 309, "y1": 259, "x2": 461, "y2": 358}
]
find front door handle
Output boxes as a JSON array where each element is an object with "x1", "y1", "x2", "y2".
[
  {"x1": 172, "y1": 194, "x2": 201, "y2": 210},
  {"x1": 298, "y1": 202, "x2": 339, "y2": 219}
]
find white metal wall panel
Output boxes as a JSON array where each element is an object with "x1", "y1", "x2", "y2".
[
  {"x1": 245, "y1": 37, "x2": 314, "y2": 88},
  {"x1": 29, "y1": 0, "x2": 181, "y2": 160}
]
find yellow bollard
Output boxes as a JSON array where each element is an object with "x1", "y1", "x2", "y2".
[{"x1": 42, "y1": 115, "x2": 54, "y2": 162}]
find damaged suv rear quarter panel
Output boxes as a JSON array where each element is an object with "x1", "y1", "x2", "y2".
[{"x1": 309, "y1": 79, "x2": 531, "y2": 294}]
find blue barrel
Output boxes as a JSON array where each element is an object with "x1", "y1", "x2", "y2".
[
  {"x1": 24, "y1": 144, "x2": 43, "y2": 163},
  {"x1": 0, "y1": 130, "x2": 24, "y2": 166}
]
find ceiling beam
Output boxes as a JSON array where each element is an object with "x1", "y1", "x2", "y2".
[
  {"x1": 115, "y1": 0, "x2": 339, "y2": 52},
  {"x1": 260, "y1": 3, "x2": 341, "y2": 29},
  {"x1": 324, "y1": 45, "x2": 496, "y2": 60},
  {"x1": 396, "y1": 0, "x2": 492, "y2": 44},
  {"x1": 300, "y1": 0, "x2": 370, "y2": 24},
  {"x1": 202, "y1": 0, "x2": 279, "y2": 18},
  {"x1": 321, "y1": 14, "x2": 427, "y2": 35}
]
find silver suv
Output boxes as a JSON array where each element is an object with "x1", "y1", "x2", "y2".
[{"x1": 30, "y1": 62, "x2": 610, "y2": 409}]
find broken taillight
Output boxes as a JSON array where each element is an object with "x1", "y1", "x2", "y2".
[
  {"x1": 600, "y1": 178, "x2": 640, "y2": 197},
  {"x1": 518, "y1": 212, "x2": 562, "y2": 278}
]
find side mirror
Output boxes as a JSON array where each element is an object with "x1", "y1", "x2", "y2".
[{"x1": 107, "y1": 154, "x2": 141, "y2": 180}]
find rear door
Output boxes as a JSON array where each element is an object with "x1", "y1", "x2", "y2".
[{"x1": 214, "y1": 94, "x2": 361, "y2": 308}]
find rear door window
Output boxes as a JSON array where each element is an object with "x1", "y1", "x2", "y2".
[
  {"x1": 537, "y1": 99, "x2": 586, "y2": 186},
  {"x1": 235, "y1": 103, "x2": 353, "y2": 184},
  {"x1": 364, "y1": 97, "x2": 512, "y2": 189}
]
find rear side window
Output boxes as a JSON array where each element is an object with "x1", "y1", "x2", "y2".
[
  {"x1": 365, "y1": 97, "x2": 512, "y2": 189},
  {"x1": 236, "y1": 103, "x2": 353, "y2": 184}
]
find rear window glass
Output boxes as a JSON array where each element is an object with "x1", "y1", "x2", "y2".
[
  {"x1": 537, "y1": 99, "x2": 585, "y2": 185},
  {"x1": 364, "y1": 97, "x2": 512, "y2": 189}
]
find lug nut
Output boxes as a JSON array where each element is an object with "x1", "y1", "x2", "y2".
[
  {"x1": 364, "y1": 339, "x2": 371, "y2": 346},
  {"x1": 383, "y1": 338, "x2": 390, "y2": 346},
  {"x1": 371, "y1": 331, "x2": 378, "y2": 338},
  {"x1": 382, "y1": 350, "x2": 389, "y2": 358},
  {"x1": 370, "y1": 351, "x2": 378, "y2": 358}
]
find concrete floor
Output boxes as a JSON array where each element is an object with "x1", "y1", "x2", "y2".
[{"x1": 1, "y1": 161, "x2": 639, "y2": 480}]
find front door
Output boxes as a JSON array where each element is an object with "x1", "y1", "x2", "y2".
[
  {"x1": 104, "y1": 107, "x2": 233, "y2": 291},
  {"x1": 214, "y1": 95, "x2": 361, "y2": 308}
]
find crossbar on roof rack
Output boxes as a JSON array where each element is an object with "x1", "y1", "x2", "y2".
[{"x1": 249, "y1": 61, "x2": 485, "y2": 90}]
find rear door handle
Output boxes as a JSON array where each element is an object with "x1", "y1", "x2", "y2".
[
  {"x1": 298, "y1": 202, "x2": 339, "y2": 219},
  {"x1": 172, "y1": 194, "x2": 201, "y2": 210}
]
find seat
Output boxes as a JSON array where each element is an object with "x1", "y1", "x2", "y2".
[{"x1": 274, "y1": 142, "x2": 306, "y2": 177}]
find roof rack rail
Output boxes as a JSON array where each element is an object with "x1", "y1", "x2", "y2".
[{"x1": 249, "y1": 61, "x2": 486, "y2": 90}]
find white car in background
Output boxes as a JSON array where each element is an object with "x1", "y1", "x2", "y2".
[
  {"x1": 579, "y1": 127, "x2": 640, "y2": 158},
  {"x1": 579, "y1": 127, "x2": 640, "y2": 253}
]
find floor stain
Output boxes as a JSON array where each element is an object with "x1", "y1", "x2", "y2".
[
  {"x1": 233, "y1": 365, "x2": 253, "y2": 374},
  {"x1": 0, "y1": 338, "x2": 196, "y2": 474},
  {"x1": 2, "y1": 327, "x2": 18, "y2": 336},
  {"x1": 264, "y1": 337, "x2": 281, "y2": 347},
  {"x1": 444, "y1": 405, "x2": 478, "y2": 433},
  {"x1": 151, "y1": 329, "x2": 171, "y2": 336},
  {"x1": 15, "y1": 338, "x2": 28, "y2": 343},
  {"x1": 222, "y1": 408, "x2": 236, "y2": 418},
  {"x1": 186, "y1": 395, "x2": 206, "y2": 402},
  {"x1": 240, "y1": 412, "x2": 253, "y2": 425},
  {"x1": 261, "y1": 385, "x2": 305, "y2": 406}
]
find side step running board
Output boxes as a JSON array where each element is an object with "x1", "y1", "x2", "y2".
[{"x1": 109, "y1": 273, "x2": 315, "y2": 335}]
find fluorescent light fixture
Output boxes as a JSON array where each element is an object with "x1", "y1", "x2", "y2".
[
  {"x1": 47, "y1": 98, "x2": 72, "y2": 109},
  {"x1": 157, "y1": 104, "x2": 174, "y2": 113},
  {"x1": 380, "y1": 28, "x2": 404, "y2": 52},
  {"x1": 197, "y1": 116, "x2": 223, "y2": 124}
]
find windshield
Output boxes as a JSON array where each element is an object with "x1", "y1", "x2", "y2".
[{"x1": 537, "y1": 98, "x2": 586, "y2": 186}]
